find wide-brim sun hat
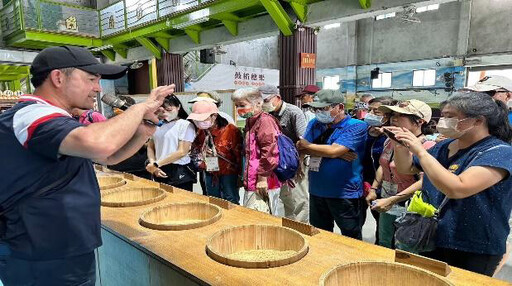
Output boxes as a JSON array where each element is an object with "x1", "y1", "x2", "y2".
[
  {"x1": 187, "y1": 100, "x2": 219, "y2": 121},
  {"x1": 378, "y1": 99, "x2": 432, "y2": 122}
]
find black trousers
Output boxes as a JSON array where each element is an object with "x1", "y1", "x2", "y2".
[
  {"x1": 0, "y1": 250, "x2": 96, "y2": 286},
  {"x1": 310, "y1": 194, "x2": 363, "y2": 240},
  {"x1": 422, "y1": 247, "x2": 502, "y2": 276}
]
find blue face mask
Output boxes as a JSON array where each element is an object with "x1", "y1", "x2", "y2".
[
  {"x1": 315, "y1": 110, "x2": 335, "y2": 124},
  {"x1": 364, "y1": 113, "x2": 384, "y2": 126}
]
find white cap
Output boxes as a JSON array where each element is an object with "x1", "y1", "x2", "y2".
[{"x1": 464, "y1": 75, "x2": 512, "y2": 92}]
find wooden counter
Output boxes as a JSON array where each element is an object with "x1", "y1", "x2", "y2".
[{"x1": 97, "y1": 171, "x2": 511, "y2": 286}]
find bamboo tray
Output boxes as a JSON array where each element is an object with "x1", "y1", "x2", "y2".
[
  {"x1": 101, "y1": 187, "x2": 166, "y2": 207},
  {"x1": 206, "y1": 224, "x2": 309, "y2": 268},
  {"x1": 139, "y1": 202, "x2": 222, "y2": 231},
  {"x1": 320, "y1": 261, "x2": 454, "y2": 286},
  {"x1": 97, "y1": 176, "x2": 127, "y2": 190}
]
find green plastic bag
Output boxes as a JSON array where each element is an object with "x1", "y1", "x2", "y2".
[{"x1": 407, "y1": 191, "x2": 437, "y2": 218}]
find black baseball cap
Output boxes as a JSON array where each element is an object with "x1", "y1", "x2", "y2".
[{"x1": 30, "y1": 46, "x2": 127, "y2": 79}]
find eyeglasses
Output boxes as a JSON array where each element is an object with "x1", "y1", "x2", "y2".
[{"x1": 485, "y1": 90, "x2": 509, "y2": 97}]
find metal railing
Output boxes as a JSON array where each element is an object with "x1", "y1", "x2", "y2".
[
  {"x1": 0, "y1": 0, "x2": 215, "y2": 39},
  {"x1": 1, "y1": 0, "x2": 100, "y2": 38}
]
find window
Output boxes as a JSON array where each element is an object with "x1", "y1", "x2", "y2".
[
  {"x1": 413, "y1": 69, "x2": 436, "y2": 86},
  {"x1": 372, "y1": 72, "x2": 392, "y2": 88},
  {"x1": 324, "y1": 23, "x2": 341, "y2": 30},
  {"x1": 323, "y1": 75, "x2": 340, "y2": 90},
  {"x1": 376, "y1": 12, "x2": 396, "y2": 21},
  {"x1": 416, "y1": 4, "x2": 439, "y2": 13}
]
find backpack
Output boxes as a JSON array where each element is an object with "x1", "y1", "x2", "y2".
[{"x1": 274, "y1": 133, "x2": 300, "y2": 182}]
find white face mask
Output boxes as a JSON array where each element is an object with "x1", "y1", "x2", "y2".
[
  {"x1": 162, "y1": 109, "x2": 178, "y2": 121},
  {"x1": 195, "y1": 119, "x2": 213, "y2": 130},
  {"x1": 436, "y1": 117, "x2": 473, "y2": 138},
  {"x1": 262, "y1": 101, "x2": 276, "y2": 113}
]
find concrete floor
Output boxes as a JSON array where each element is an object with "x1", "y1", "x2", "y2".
[{"x1": 191, "y1": 183, "x2": 512, "y2": 283}]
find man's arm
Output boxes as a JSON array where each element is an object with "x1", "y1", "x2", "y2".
[
  {"x1": 94, "y1": 123, "x2": 152, "y2": 165},
  {"x1": 59, "y1": 85, "x2": 174, "y2": 160},
  {"x1": 297, "y1": 141, "x2": 350, "y2": 158}
]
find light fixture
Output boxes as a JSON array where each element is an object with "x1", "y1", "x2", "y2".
[{"x1": 323, "y1": 23, "x2": 340, "y2": 30}]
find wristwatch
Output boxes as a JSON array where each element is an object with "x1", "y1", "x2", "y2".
[{"x1": 153, "y1": 162, "x2": 159, "y2": 168}]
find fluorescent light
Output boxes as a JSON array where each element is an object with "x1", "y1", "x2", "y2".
[
  {"x1": 376, "y1": 12, "x2": 396, "y2": 20},
  {"x1": 428, "y1": 4, "x2": 439, "y2": 10},
  {"x1": 324, "y1": 23, "x2": 341, "y2": 30},
  {"x1": 416, "y1": 6, "x2": 428, "y2": 13}
]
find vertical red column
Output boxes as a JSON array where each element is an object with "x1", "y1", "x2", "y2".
[
  {"x1": 157, "y1": 52, "x2": 185, "y2": 92},
  {"x1": 279, "y1": 26, "x2": 317, "y2": 104}
]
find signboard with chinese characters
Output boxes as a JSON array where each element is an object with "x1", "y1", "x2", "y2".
[
  {"x1": 159, "y1": 0, "x2": 199, "y2": 18},
  {"x1": 300, "y1": 53, "x2": 316, "y2": 68},
  {"x1": 126, "y1": 0, "x2": 157, "y2": 28},
  {"x1": 233, "y1": 69, "x2": 268, "y2": 88},
  {"x1": 100, "y1": 1, "x2": 125, "y2": 36},
  {"x1": 186, "y1": 64, "x2": 279, "y2": 91}
]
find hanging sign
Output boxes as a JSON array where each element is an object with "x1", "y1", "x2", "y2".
[{"x1": 300, "y1": 53, "x2": 316, "y2": 69}]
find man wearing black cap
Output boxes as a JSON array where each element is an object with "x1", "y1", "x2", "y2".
[{"x1": 0, "y1": 46, "x2": 174, "y2": 285}]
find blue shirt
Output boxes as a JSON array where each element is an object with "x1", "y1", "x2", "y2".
[
  {"x1": 414, "y1": 136, "x2": 512, "y2": 255},
  {"x1": 508, "y1": 111, "x2": 512, "y2": 124},
  {"x1": 0, "y1": 97, "x2": 101, "y2": 260},
  {"x1": 304, "y1": 115, "x2": 368, "y2": 199}
]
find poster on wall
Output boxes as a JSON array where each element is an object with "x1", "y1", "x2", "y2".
[{"x1": 187, "y1": 64, "x2": 279, "y2": 91}]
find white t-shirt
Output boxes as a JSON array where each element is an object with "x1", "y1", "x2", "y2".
[{"x1": 153, "y1": 119, "x2": 196, "y2": 165}]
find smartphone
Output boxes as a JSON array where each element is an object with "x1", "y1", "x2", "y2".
[{"x1": 383, "y1": 129, "x2": 405, "y2": 146}]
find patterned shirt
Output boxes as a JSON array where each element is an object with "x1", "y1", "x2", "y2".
[{"x1": 271, "y1": 102, "x2": 307, "y2": 143}]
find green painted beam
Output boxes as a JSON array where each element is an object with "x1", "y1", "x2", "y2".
[
  {"x1": 184, "y1": 29, "x2": 200, "y2": 44},
  {"x1": 135, "y1": 37, "x2": 162, "y2": 59},
  {"x1": 112, "y1": 45, "x2": 128, "y2": 59},
  {"x1": 154, "y1": 37, "x2": 170, "y2": 52},
  {"x1": 211, "y1": 12, "x2": 242, "y2": 22},
  {"x1": 148, "y1": 31, "x2": 175, "y2": 39},
  {"x1": 100, "y1": 49, "x2": 116, "y2": 61},
  {"x1": 289, "y1": 1, "x2": 308, "y2": 22},
  {"x1": 6, "y1": 31, "x2": 102, "y2": 48},
  {"x1": 259, "y1": 0, "x2": 294, "y2": 36},
  {"x1": 104, "y1": 0, "x2": 259, "y2": 45},
  {"x1": 359, "y1": 0, "x2": 372, "y2": 9},
  {"x1": 221, "y1": 20, "x2": 238, "y2": 36}
]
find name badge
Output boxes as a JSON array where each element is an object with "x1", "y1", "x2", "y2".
[
  {"x1": 309, "y1": 157, "x2": 322, "y2": 172},
  {"x1": 205, "y1": 156, "x2": 220, "y2": 172}
]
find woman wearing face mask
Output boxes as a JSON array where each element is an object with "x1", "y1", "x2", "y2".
[
  {"x1": 232, "y1": 88, "x2": 283, "y2": 215},
  {"x1": 366, "y1": 99, "x2": 436, "y2": 250},
  {"x1": 189, "y1": 101, "x2": 243, "y2": 204},
  {"x1": 391, "y1": 92, "x2": 512, "y2": 275},
  {"x1": 361, "y1": 96, "x2": 396, "y2": 244},
  {"x1": 146, "y1": 95, "x2": 197, "y2": 191}
]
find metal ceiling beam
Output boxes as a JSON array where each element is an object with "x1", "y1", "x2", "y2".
[
  {"x1": 136, "y1": 37, "x2": 162, "y2": 60},
  {"x1": 221, "y1": 20, "x2": 238, "y2": 36},
  {"x1": 259, "y1": 0, "x2": 294, "y2": 36},
  {"x1": 285, "y1": 0, "x2": 308, "y2": 22},
  {"x1": 100, "y1": 50, "x2": 116, "y2": 61},
  {"x1": 184, "y1": 28, "x2": 201, "y2": 44},
  {"x1": 359, "y1": 0, "x2": 371, "y2": 9},
  {"x1": 104, "y1": 0, "x2": 259, "y2": 46},
  {"x1": 154, "y1": 37, "x2": 170, "y2": 52},
  {"x1": 112, "y1": 44, "x2": 128, "y2": 59},
  {"x1": 6, "y1": 31, "x2": 102, "y2": 48},
  {"x1": 148, "y1": 31, "x2": 175, "y2": 39}
]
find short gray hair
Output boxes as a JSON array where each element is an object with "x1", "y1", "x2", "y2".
[{"x1": 231, "y1": 88, "x2": 263, "y2": 105}]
